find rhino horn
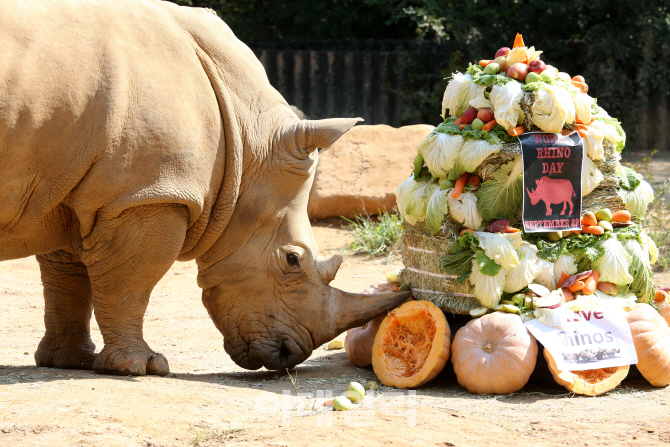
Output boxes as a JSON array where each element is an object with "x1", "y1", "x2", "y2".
[
  {"x1": 286, "y1": 117, "x2": 363, "y2": 159},
  {"x1": 313, "y1": 287, "x2": 411, "y2": 347}
]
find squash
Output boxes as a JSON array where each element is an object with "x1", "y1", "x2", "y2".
[
  {"x1": 544, "y1": 350, "x2": 629, "y2": 396},
  {"x1": 345, "y1": 281, "x2": 397, "y2": 368},
  {"x1": 451, "y1": 312, "x2": 537, "y2": 394},
  {"x1": 371, "y1": 300, "x2": 450, "y2": 388},
  {"x1": 626, "y1": 303, "x2": 670, "y2": 387}
]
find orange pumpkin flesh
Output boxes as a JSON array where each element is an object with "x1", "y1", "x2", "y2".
[
  {"x1": 626, "y1": 303, "x2": 670, "y2": 387},
  {"x1": 371, "y1": 301, "x2": 450, "y2": 388},
  {"x1": 451, "y1": 312, "x2": 537, "y2": 395},
  {"x1": 544, "y1": 349, "x2": 629, "y2": 396}
]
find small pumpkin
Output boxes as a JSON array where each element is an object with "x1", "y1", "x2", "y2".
[
  {"x1": 371, "y1": 300, "x2": 450, "y2": 388},
  {"x1": 626, "y1": 303, "x2": 670, "y2": 387},
  {"x1": 345, "y1": 281, "x2": 397, "y2": 368},
  {"x1": 544, "y1": 350, "x2": 629, "y2": 396},
  {"x1": 451, "y1": 312, "x2": 537, "y2": 395}
]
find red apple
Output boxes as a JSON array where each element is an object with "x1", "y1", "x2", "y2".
[
  {"x1": 460, "y1": 108, "x2": 478, "y2": 125},
  {"x1": 477, "y1": 109, "x2": 494, "y2": 123},
  {"x1": 506, "y1": 63, "x2": 529, "y2": 81},
  {"x1": 528, "y1": 60, "x2": 546, "y2": 74},
  {"x1": 495, "y1": 47, "x2": 511, "y2": 58}
]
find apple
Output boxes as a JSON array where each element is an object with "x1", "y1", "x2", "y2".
[
  {"x1": 528, "y1": 60, "x2": 546, "y2": 74},
  {"x1": 544, "y1": 64, "x2": 557, "y2": 72},
  {"x1": 477, "y1": 108, "x2": 494, "y2": 123},
  {"x1": 506, "y1": 63, "x2": 529, "y2": 81},
  {"x1": 540, "y1": 70, "x2": 556, "y2": 82},
  {"x1": 492, "y1": 56, "x2": 508, "y2": 71},
  {"x1": 471, "y1": 118, "x2": 484, "y2": 131},
  {"x1": 495, "y1": 47, "x2": 511, "y2": 58},
  {"x1": 460, "y1": 108, "x2": 478, "y2": 125},
  {"x1": 483, "y1": 63, "x2": 500, "y2": 75},
  {"x1": 525, "y1": 72, "x2": 542, "y2": 84},
  {"x1": 557, "y1": 72, "x2": 571, "y2": 82}
]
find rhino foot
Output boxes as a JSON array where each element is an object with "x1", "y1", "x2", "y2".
[
  {"x1": 35, "y1": 336, "x2": 97, "y2": 370},
  {"x1": 92, "y1": 345, "x2": 169, "y2": 376}
]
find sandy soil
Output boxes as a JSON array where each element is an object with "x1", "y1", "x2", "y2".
[{"x1": 2, "y1": 220, "x2": 670, "y2": 447}]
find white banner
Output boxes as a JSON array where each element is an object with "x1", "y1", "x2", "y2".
[{"x1": 525, "y1": 306, "x2": 637, "y2": 371}]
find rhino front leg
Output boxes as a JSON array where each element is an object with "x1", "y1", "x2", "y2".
[
  {"x1": 82, "y1": 204, "x2": 188, "y2": 376},
  {"x1": 35, "y1": 250, "x2": 97, "y2": 370}
]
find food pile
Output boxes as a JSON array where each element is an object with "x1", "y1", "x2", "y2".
[{"x1": 340, "y1": 35, "x2": 670, "y2": 397}]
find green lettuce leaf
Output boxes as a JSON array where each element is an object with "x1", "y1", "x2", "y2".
[
  {"x1": 475, "y1": 249, "x2": 503, "y2": 276},
  {"x1": 461, "y1": 127, "x2": 500, "y2": 144},
  {"x1": 435, "y1": 120, "x2": 462, "y2": 135},
  {"x1": 425, "y1": 188, "x2": 451, "y2": 235},
  {"x1": 623, "y1": 239, "x2": 654, "y2": 303},
  {"x1": 619, "y1": 166, "x2": 642, "y2": 191},
  {"x1": 492, "y1": 124, "x2": 518, "y2": 143},
  {"x1": 475, "y1": 156, "x2": 523, "y2": 222},
  {"x1": 466, "y1": 64, "x2": 513, "y2": 87},
  {"x1": 442, "y1": 233, "x2": 478, "y2": 282}
]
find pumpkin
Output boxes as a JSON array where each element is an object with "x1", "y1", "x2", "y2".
[
  {"x1": 371, "y1": 300, "x2": 450, "y2": 388},
  {"x1": 544, "y1": 350, "x2": 629, "y2": 396},
  {"x1": 656, "y1": 297, "x2": 670, "y2": 328},
  {"x1": 451, "y1": 312, "x2": 537, "y2": 394},
  {"x1": 626, "y1": 303, "x2": 670, "y2": 387},
  {"x1": 345, "y1": 281, "x2": 397, "y2": 368}
]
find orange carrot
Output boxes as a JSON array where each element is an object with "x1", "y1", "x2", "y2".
[
  {"x1": 612, "y1": 210, "x2": 631, "y2": 223},
  {"x1": 482, "y1": 119, "x2": 497, "y2": 132},
  {"x1": 571, "y1": 80, "x2": 589, "y2": 93},
  {"x1": 590, "y1": 271, "x2": 601, "y2": 283},
  {"x1": 507, "y1": 126, "x2": 526, "y2": 137},
  {"x1": 581, "y1": 211, "x2": 597, "y2": 226},
  {"x1": 572, "y1": 75, "x2": 585, "y2": 83},
  {"x1": 582, "y1": 276, "x2": 597, "y2": 295},
  {"x1": 513, "y1": 33, "x2": 525, "y2": 49},
  {"x1": 573, "y1": 230, "x2": 581, "y2": 235},
  {"x1": 506, "y1": 227, "x2": 521, "y2": 233},
  {"x1": 454, "y1": 117, "x2": 463, "y2": 126},
  {"x1": 466, "y1": 175, "x2": 481, "y2": 187},
  {"x1": 655, "y1": 289, "x2": 668, "y2": 302},
  {"x1": 562, "y1": 288, "x2": 575, "y2": 302},
  {"x1": 581, "y1": 225, "x2": 605, "y2": 236},
  {"x1": 479, "y1": 59, "x2": 492, "y2": 67},
  {"x1": 459, "y1": 124, "x2": 467, "y2": 130},
  {"x1": 392, "y1": 285, "x2": 400, "y2": 292},
  {"x1": 556, "y1": 272, "x2": 570, "y2": 289},
  {"x1": 452, "y1": 172, "x2": 470, "y2": 199},
  {"x1": 459, "y1": 228, "x2": 474, "y2": 236},
  {"x1": 569, "y1": 281, "x2": 585, "y2": 293}
]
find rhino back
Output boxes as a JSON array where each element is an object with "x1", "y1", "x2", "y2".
[{"x1": 0, "y1": 0, "x2": 227, "y2": 243}]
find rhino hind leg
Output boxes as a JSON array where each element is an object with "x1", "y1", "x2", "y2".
[
  {"x1": 83, "y1": 204, "x2": 188, "y2": 377},
  {"x1": 35, "y1": 250, "x2": 97, "y2": 370}
]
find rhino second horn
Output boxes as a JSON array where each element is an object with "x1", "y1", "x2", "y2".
[{"x1": 289, "y1": 117, "x2": 363, "y2": 158}]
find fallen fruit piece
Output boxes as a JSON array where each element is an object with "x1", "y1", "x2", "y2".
[
  {"x1": 333, "y1": 396, "x2": 353, "y2": 411},
  {"x1": 611, "y1": 210, "x2": 631, "y2": 223},
  {"x1": 527, "y1": 283, "x2": 551, "y2": 297},
  {"x1": 346, "y1": 382, "x2": 366, "y2": 398},
  {"x1": 344, "y1": 390, "x2": 363, "y2": 403},
  {"x1": 470, "y1": 307, "x2": 489, "y2": 318},
  {"x1": 596, "y1": 282, "x2": 618, "y2": 296},
  {"x1": 524, "y1": 296, "x2": 534, "y2": 310},
  {"x1": 328, "y1": 340, "x2": 344, "y2": 350},
  {"x1": 511, "y1": 293, "x2": 525, "y2": 304},
  {"x1": 502, "y1": 304, "x2": 520, "y2": 314},
  {"x1": 364, "y1": 381, "x2": 379, "y2": 391},
  {"x1": 544, "y1": 350, "x2": 628, "y2": 396},
  {"x1": 562, "y1": 288, "x2": 575, "y2": 302}
]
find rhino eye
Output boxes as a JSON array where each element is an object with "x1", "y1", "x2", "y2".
[{"x1": 286, "y1": 253, "x2": 300, "y2": 266}]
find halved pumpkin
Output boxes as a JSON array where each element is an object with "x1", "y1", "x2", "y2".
[
  {"x1": 544, "y1": 349, "x2": 629, "y2": 396},
  {"x1": 451, "y1": 312, "x2": 537, "y2": 395},
  {"x1": 371, "y1": 300, "x2": 450, "y2": 388},
  {"x1": 626, "y1": 303, "x2": 670, "y2": 387}
]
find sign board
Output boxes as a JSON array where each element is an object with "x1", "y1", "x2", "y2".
[
  {"x1": 519, "y1": 132, "x2": 583, "y2": 233},
  {"x1": 525, "y1": 306, "x2": 637, "y2": 371}
]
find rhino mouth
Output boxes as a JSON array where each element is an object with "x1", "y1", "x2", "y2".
[{"x1": 225, "y1": 336, "x2": 308, "y2": 371}]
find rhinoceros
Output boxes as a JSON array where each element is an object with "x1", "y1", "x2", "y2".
[{"x1": 0, "y1": 0, "x2": 409, "y2": 375}]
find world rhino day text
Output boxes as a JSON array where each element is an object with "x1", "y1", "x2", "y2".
[{"x1": 536, "y1": 146, "x2": 573, "y2": 174}]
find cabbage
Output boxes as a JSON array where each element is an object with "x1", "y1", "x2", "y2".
[
  {"x1": 442, "y1": 73, "x2": 467, "y2": 117},
  {"x1": 582, "y1": 156, "x2": 603, "y2": 196},
  {"x1": 418, "y1": 132, "x2": 464, "y2": 178},
  {"x1": 641, "y1": 233, "x2": 658, "y2": 265},
  {"x1": 470, "y1": 258, "x2": 508, "y2": 308},
  {"x1": 491, "y1": 81, "x2": 523, "y2": 129},
  {"x1": 457, "y1": 75, "x2": 486, "y2": 115},
  {"x1": 504, "y1": 242, "x2": 542, "y2": 293},
  {"x1": 618, "y1": 179, "x2": 654, "y2": 218},
  {"x1": 489, "y1": 84, "x2": 501, "y2": 108},
  {"x1": 448, "y1": 191, "x2": 484, "y2": 230},
  {"x1": 394, "y1": 177, "x2": 437, "y2": 225},
  {"x1": 425, "y1": 187, "x2": 451, "y2": 235},
  {"x1": 460, "y1": 139, "x2": 502, "y2": 172},
  {"x1": 570, "y1": 87, "x2": 594, "y2": 124},
  {"x1": 501, "y1": 231, "x2": 523, "y2": 249},
  {"x1": 623, "y1": 238, "x2": 654, "y2": 303},
  {"x1": 585, "y1": 124, "x2": 605, "y2": 160},
  {"x1": 469, "y1": 96, "x2": 493, "y2": 109},
  {"x1": 531, "y1": 84, "x2": 576, "y2": 134},
  {"x1": 473, "y1": 231, "x2": 519, "y2": 269},
  {"x1": 593, "y1": 238, "x2": 634, "y2": 285},
  {"x1": 534, "y1": 257, "x2": 556, "y2": 289},
  {"x1": 475, "y1": 156, "x2": 523, "y2": 222},
  {"x1": 592, "y1": 119, "x2": 623, "y2": 147},
  {"x1": 554, "y1": 253, "x2": 578, "y2": 279}
]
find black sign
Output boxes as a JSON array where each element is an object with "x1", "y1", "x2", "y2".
[{"x1": 519, "y1": 131, "x2": 583, "y2": 233}]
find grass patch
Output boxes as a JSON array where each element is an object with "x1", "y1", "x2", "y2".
[{"x1": 343, "y1": 211, "x2": 404, "y2": 258}]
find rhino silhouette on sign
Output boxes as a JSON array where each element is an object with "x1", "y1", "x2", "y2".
[{"x1": 527, "y1": 176, "x2": 575, "y2": 216}]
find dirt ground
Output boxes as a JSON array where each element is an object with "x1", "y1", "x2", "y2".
[{"x1": 2, "y1": 220, "x2": 670, "y2": 447}]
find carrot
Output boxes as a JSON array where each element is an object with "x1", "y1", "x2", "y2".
[
  {"x1": 561, "y1": 128, "x2": 572, "y2": 136},
  {"x1": 582, "y1": 276, "x2": 597, "y2": 295},
  {"x1": 392, "y1": 285, "x2": 400, "y2": 292},
  {"x1": 323, "y1": 399, "x2": 334, "y2": 406},
  {"x1": 556, "y1": 272, "x2": 570, "y2": 289},
  {"x1": 466, "y1": 175, "x2": 481, "y2": 187},
  {"x1": 612, "y1": 210, "x2": 631, "y2": 223},
  {"x1": 452, "y1": 172, "x2": 470, "y2": 199},
  {"x1": 507, "y1": 126, "x2": 526, "y2": 137},
  {"x1": 655, "y1": 289, "x2": 669, "y2": 302},
  {"x1": 562, "y1": 288, "x2": 575, "y2": 302},
  {"x1": 513, "y1": 33, "x2": 525, "y2": 49},
  {"x1": 479, "y1": 59, "x2": 492, "y2": 67},
  {"x1": 572, "y1": 75, "x2": 585, "y2": 82},
  {"x1": 581, "y1": 225, "x2": 604, "y2": 236},
  {"x1": 573, "y1": 123, "x2": 589, "y2": 138},
  {"x1": 459, "y1": 228, "x2": 474, "y2": 236},
  {"x1": 506, "y1": 227, "x2": 521, "y2": 233},
  {"x1": 590, "y1": 271, "x2": 601, "y2": 283},
  {"x1": 581, "y1": 211, "x2": 597, "y2": 226},
  {"x1": 454, "y1": 117, "x2": 463, "y2": 126},
  {"x1": 459, "y1": 124, "x2": 467, "y2": 130},
  {"x1": 571, "y1": 80, "x2": 589, "y2": 93},
  {"x1": 569, "y1": 280, "x2": 585, "y2": 293},
  {"x1": 482, "y1": 119, "x2": 497, "y2": 132},
  {"x1": 573, "y1": 230, "x2": 581, "y2": 235}
]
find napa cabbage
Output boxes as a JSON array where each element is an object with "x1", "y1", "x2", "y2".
[
  {"x1": 504, "y1": 242, "x2": 542, "y2": 293},
  {"x1": 418, "y1": 132, "x2": 464, "y2": 178},
  {"x1": 593, "y1": 238, "x2": 634, "y2": 285},
  {"x1": 448, "y1": 191, "x2": 484, "y2": 230}
]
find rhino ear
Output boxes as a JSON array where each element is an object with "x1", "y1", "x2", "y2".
[{"x1": 286, "y1": 118, "x2": 363, "y2": 159}]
